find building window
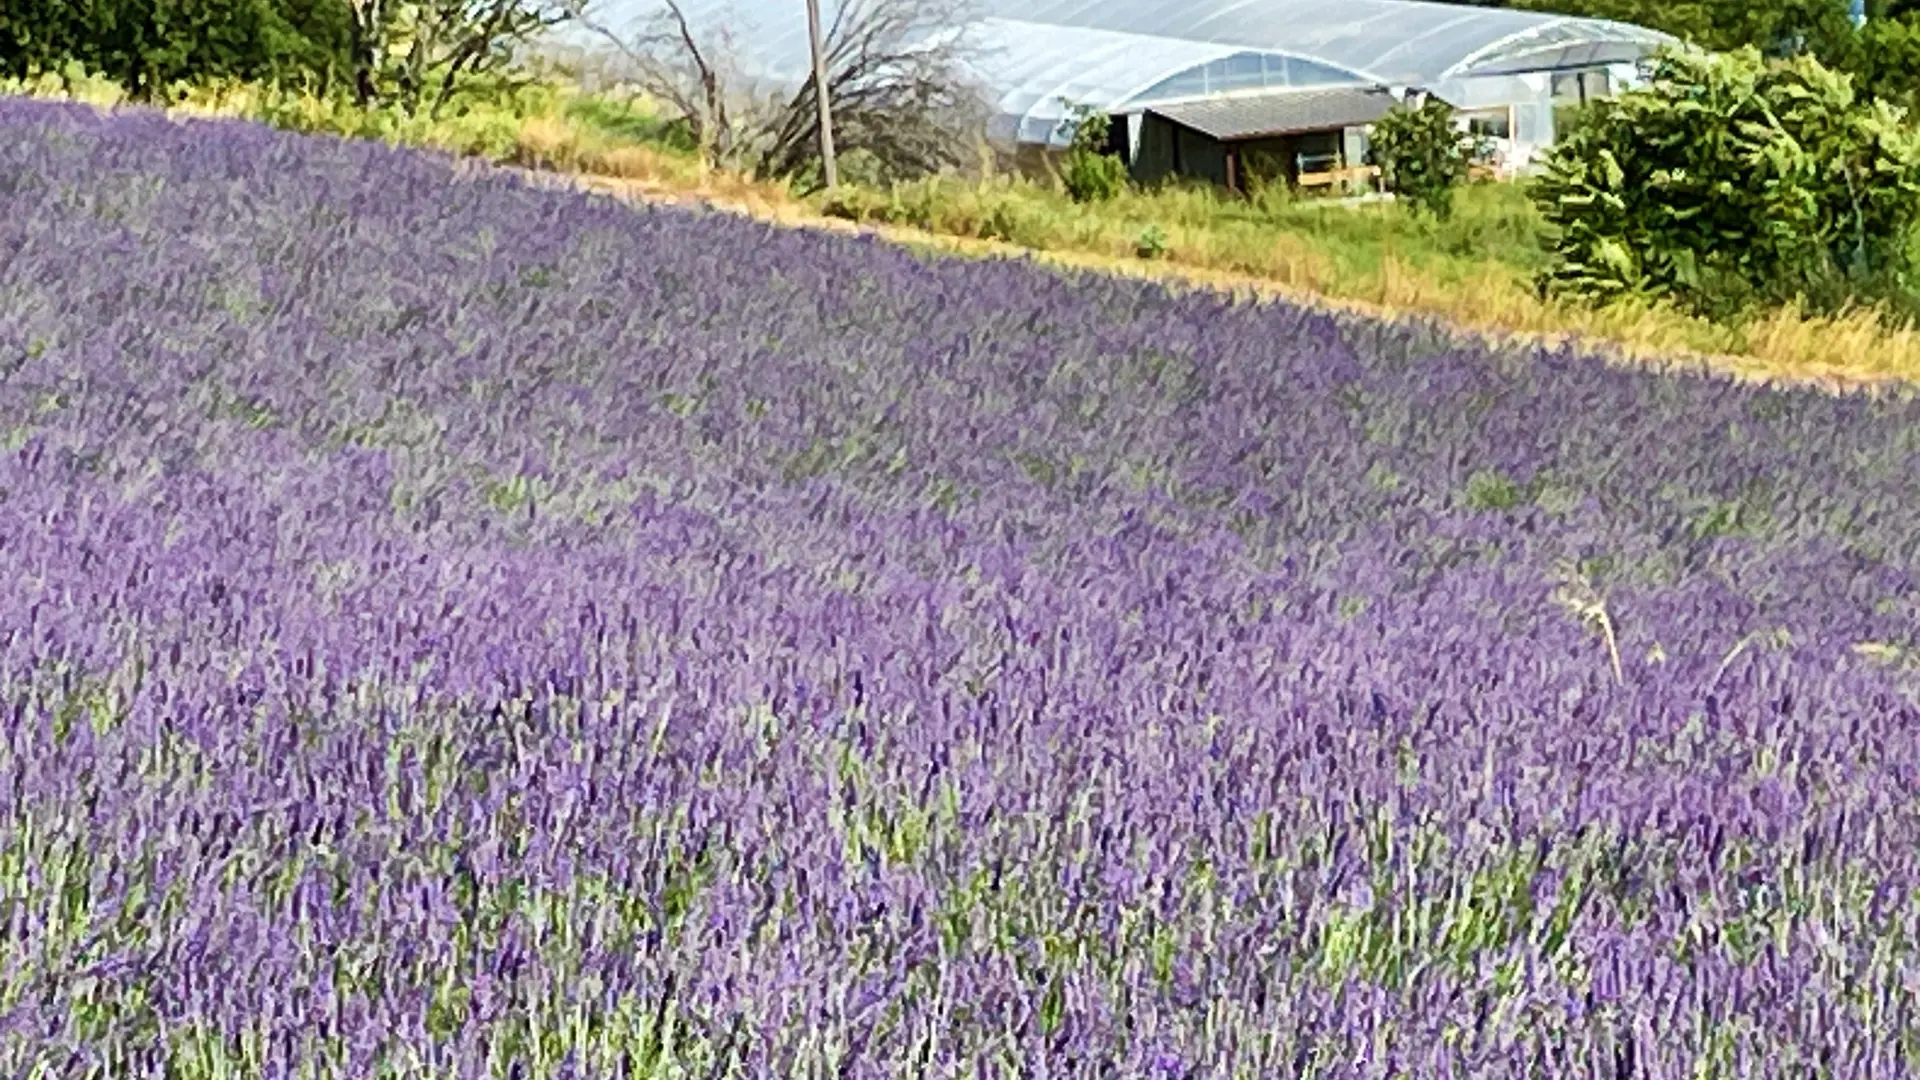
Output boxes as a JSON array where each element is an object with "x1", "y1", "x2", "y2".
[
  {"x1": 1552, "y1": 69, "x2": 1613, "y2": 105},
  {"x1": 1462, "y1": 109, "x2": 1511, "y2": 140}
]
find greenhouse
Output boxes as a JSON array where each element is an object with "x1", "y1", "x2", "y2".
[{"x1": 556, "y1": 0, "x2": 1678, "y2": 185}]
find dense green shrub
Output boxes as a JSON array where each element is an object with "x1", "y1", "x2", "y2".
[
  {"x1": 0, "y1": 0, "x2": 558, "y2": 115},
  {"x1": 1533, "y1": 47, "x2": 1920, "y2": 320},
  {"x1": 1135, "y1": 224, "x2": 1169, "y2": 259},
  {"x1": 1367, "y1": 96, "x2": 1482, "y2": 220},
  {"x1": 1855, "y1": 12, "x2": 1920, "y2": 114},
  {"x1": 1058, "y1": 105, "x2": 1129, "y2": 204},
  {"x1": 0, "y1": 0, "x2": 348, "y2": 100},
  {"x1": 1469, "y1": 0, "x2": 1920, "y2": 111}
]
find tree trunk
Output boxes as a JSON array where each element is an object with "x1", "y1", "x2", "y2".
[{"x1": 348, "y1": 4, "x2": 379, "y2": 107}]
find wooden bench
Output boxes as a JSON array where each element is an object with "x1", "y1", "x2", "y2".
[{"x1": 1296, "y1": 164, "x2": 1381, "y2": 192}]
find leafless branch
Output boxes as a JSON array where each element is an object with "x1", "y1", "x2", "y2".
[
  {"x1": 757, "y1": 0, "x2": 987, "y2": 188},
  {"x1": 573, "y1": 0, "x2": 988, "y2": 187},
  {"x1": 565, "y1": 0, "x2": 750, "y2": 162}
]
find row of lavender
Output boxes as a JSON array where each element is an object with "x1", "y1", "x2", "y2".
[{"x1": 4, "y1": 97, "x2": 1920, "y2": 1077}]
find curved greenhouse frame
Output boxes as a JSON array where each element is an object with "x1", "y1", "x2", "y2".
[{"x1": 554, "y1": 0, "x2": 1678, "y2": 152}]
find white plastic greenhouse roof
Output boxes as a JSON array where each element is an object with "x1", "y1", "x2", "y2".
[{"x1": 554, "y1": 0, "x2": 1677, "y2": 146}]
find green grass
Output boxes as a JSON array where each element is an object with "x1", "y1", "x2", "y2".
[
  {"x1": 559, "y1": 91, "x2": 696, "y2": 154},
  {"x1": 820, "y1": 168, "x2": 1548, "y2": 276}
]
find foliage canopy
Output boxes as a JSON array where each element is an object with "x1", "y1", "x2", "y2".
[
  {"x1": 0, "y1": 0, "x2": 350, "y2": 99},
  {"x1": 1533, "y1": 47, "x2": 1920, "y2": 319},
  {"x1": 0, "y1": 0, "x2": 563, "y2": 114},
  {"x1": 1452, "y1": 0, "x2": 1920, "y2": 110},
  {"x1": 1367, "y1": 96, "x2": 1483, "y2": 221},
  {"x1": 1057, "y1": 103, "x2": 1129, "y2": 204}
]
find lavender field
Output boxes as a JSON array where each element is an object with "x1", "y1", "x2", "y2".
[{"x1": 6, "y1": 97, "x2": 1920, "y2": 1078}]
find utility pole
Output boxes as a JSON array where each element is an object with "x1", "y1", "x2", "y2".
[{"x1": 805, "y1": 0, "x2": 839, "y2": 188}]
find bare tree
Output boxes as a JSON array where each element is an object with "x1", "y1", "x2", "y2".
[
  {"x1": 347, "y1": 0, "x2": 577, "y2": 116},
  {"x1": 570, "y1": 0, "x2": 988, "y2": 188},
  {"x1": 565, "y1": 0, "x2": 750, "y2": 164},
  {"x1": 758, "y1": 0, "x2": 985, "y2": 186}
]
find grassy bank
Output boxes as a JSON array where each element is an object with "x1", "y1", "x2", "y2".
[{"x1": 10, "y1": 64, "x2": 1920, "y2": 389}]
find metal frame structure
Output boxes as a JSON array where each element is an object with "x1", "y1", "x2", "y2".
[{"x1": 554, "y1": 0, "x2": 1678, "y2": 151}]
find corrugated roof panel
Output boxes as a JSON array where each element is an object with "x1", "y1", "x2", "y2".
[
  {"x1": 1145, "y1": 86, "x2": 1398, "y2": 141},
  {"x1": 964, "y1": 0, "x2": 1642, "y2": 82},
  {"x1": 961, "y1": 21, "x2": 1358, "y2": 145}
]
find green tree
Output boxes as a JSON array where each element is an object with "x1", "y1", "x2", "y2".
[
  {"x1": 1447, "y1": 0, "x2": 1920, "y2": 102},
  {"x1": 1367, "y1": 95, "x2": 1483, "y2": 220},
  {"x1": 1532, "y1": 46, "x2": 1920, "y2": 319},
  {"x1": 0, "y1": 0, "x2": 350, "y2": 99},
  {"x1": 0, "y1": 0, "x2": 564, "y2": 114},
  {"x1": 1856, "y1": 12, "x2": 1920, "y2": 112},
  {"x1": 275, "y1": 0, "x2": 357, "y2": 96},
  {"x1": 1056, "y1": 103, "x2": 1129, "y2": 203}
]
